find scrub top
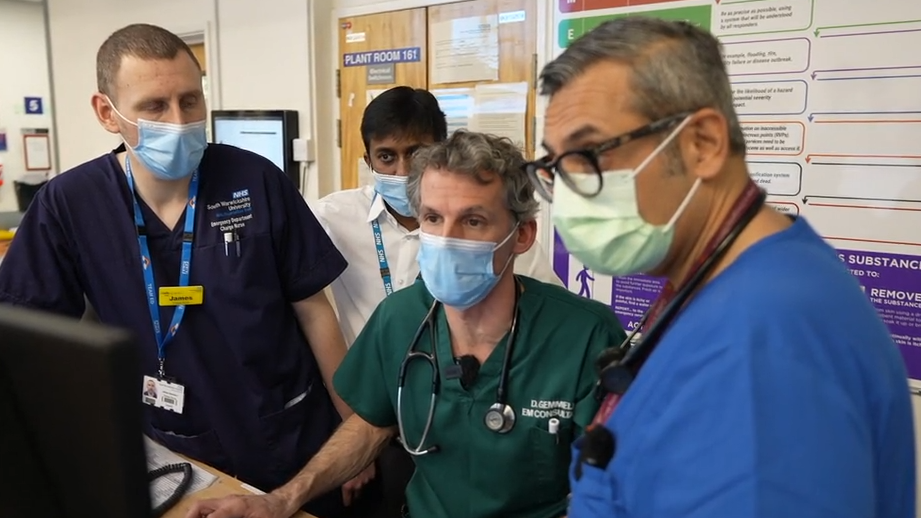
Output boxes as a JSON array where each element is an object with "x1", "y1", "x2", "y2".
[
  {"x1": 568, "y1": 217, "x2": 916, "y2": 518},
  {"x1": 0, "y1": 144, "x2": 348, "y2": 499},
  {"x1": 334, "y1": 275, "x2": 627, "y2": 518}
]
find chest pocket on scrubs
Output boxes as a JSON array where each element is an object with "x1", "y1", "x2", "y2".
[{"x1": 529, "y1": 424, "x2": 574, "y2": 505}]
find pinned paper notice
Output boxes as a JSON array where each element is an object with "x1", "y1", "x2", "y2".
[
  {"x1": 432, "y1": 88, "x2": 475, "y2": 134},
  {"x1": 430, "y1": 14, "x2": 499, "y2": 84},
  {"x1": 471, "y1": 82, "x2": 528, "y2": 148}
]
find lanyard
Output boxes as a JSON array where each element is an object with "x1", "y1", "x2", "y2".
[
  {"x1": 125, "y1": 158, "x2": 199, "y2": 378},
  {"x1": 370, "y1": 195, "x2": 394, "y2": 296},
  {"x1": 591, "y1": 181, "x2": 763, "y2": 426}
]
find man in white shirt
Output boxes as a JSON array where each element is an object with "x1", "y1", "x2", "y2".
[
  {"x1": 314, "y1": 86, "x2": 561, "y2": 518},
  {"x1": 316, "y1": 86, "x2": 561, "y2": 348}
]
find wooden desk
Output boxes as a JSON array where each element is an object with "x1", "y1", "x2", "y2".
[{"x1": 162, "y1": 456, "x2": 314, "y2": 518}]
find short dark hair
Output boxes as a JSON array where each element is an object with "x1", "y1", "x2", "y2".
[
  {"x1": 96, "y1": 23, "x2": 201, "y2": 98},
  {"x1": 360, "y1": 87, "x2": 448, "y2": 150}
]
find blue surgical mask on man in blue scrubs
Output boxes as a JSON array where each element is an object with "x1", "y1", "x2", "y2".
[{"x1": 106, "y1": 96, "x2": 208, "y2": 181}]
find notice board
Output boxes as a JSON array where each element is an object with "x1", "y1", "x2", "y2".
[{"x1": 549, "y1": 0, "x2": 921, "y2": 380}]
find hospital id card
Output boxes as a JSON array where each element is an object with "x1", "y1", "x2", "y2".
[
  {"x1": 158, "y1": 286, "x2": 204, "y2": 306},
  {"x1": 141, "y1": 375, "x2": 186, "y2": 414}
]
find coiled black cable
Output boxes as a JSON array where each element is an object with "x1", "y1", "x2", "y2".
[{"x1": 148, "y1": 462, "x2": 193, "y2": 518}]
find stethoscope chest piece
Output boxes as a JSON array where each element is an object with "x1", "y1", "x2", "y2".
[{"x1": 484, "y1": 402, "x2": 516, "y2": 434}]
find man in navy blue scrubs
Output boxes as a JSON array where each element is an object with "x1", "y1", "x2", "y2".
[{"x1": 0, "y1": 23, "x2": 373, "y2": 517}]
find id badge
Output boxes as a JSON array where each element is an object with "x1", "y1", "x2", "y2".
[
  {"x1": 159, "y1": 286, "x2": 204, "y2": 306},
  {"x1": 141, "y1": 375, "x2": 186, "y2": 414}
]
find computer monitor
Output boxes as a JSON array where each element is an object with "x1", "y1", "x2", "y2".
[
  {"x1": 211, "y1": 109, "x2": 300, "y2": 187},
  {"x1": 0, "y1": 304, "x2": 151, "y2": 518}
]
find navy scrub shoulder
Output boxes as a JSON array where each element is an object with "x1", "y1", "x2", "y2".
[{"x1": 0, "y1": 143, "x2": 348, "y2": 496}]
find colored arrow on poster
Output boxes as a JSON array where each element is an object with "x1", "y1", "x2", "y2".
[
  {"x1": 823, "y1": 236, "x2": 921, "y2": 248},
  {"x1": 805, "y1": 153, "x2": 921, "y2": 163},
  {"x1": 802, "y1": 195, "x2": 921, "y2": 206},
  {"x1": 818, "y1": 27, "x2": 921, "y2": 39},
  {"x1": 814, "y1": 19, "x2": 921, "y2": 37},
  {"x1": 811, "y1": 65, "x2": 921, "y2": 80},
  {"x1": 807, "y1": 110, "x2": 921, "y2": 123},
  {"x1": 810, "y1": 161, "x2": 921, "y2": 168}
]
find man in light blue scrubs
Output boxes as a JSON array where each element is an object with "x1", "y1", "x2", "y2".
[{"x1": 531, "y1": 17, "x2": 916, "y2": 518}]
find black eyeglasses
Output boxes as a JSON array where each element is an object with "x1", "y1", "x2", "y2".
[{"x1": 525, "y1": 113, "x2": 692, "y2": 201}]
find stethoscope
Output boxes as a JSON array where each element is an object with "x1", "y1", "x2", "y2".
[
  {"x1": 595, "y1": 188, "x2": 767, "y2": 397},
  {"x1": 396, "y1": 284, "x2": 521, "y2": 456}
]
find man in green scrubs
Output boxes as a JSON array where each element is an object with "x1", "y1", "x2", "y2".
[{"x1": 186, "y1": 130, "x2": 626, "y2": 518}]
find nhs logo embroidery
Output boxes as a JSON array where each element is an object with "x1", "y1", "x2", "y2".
[{"x1": 232, "y1": 189, "x2": 250, "y2": 199}]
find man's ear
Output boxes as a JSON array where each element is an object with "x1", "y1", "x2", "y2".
[
  {"x1": 91, "y1": 93, "x2": 121, "y2": 134},
  {"x1": 680, "y1": 108, "x2": 730, "y2": 182},
  {"x1": 513, "y1": 219, "x2": 538, "y2": 255},
  {"x1": 363, "y1": 153, "x2": 371, "y2": 168}
]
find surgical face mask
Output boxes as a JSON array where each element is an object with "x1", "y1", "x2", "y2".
[
  {"x1": 107, "y1": 97, "x2": 207, "y2": 181},
  {"x1": 372, "y1": 170, "x2": 414, "y2": 217},
  {"x1": 551, "y1": 117, "x2": 698, "y2": 277},
  {"x1": 417, "y1": 226, "x2": 518, "y2": 310}
]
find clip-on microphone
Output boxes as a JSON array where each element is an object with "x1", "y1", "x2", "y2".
[{"x1": 445, "y1": 355, "x2": 480, "y2": 390}]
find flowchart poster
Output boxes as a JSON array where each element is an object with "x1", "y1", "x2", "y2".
[{"x1": 551, "y1": 0, "x2": 921, "y2": 379}]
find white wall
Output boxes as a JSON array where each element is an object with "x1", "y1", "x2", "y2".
[
  {"x1": 45, "y1": 0, "x2": 334, "y2": 201},
  {"x1": 46, "y1": 0, "x2": 215, "y2": 175},
  {"x1": 0, "y1": 0, "x2": 54, "y2": 212}
]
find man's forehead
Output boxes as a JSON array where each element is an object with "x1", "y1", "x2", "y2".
[
  {"x1": 543, "y1": 62, "x2": 638, "y2": 149},
  {"x1": 370, "y1": 133, "x2": 433, "y2": 151}
]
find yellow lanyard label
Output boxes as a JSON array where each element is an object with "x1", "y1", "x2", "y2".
[{"x1": 158, "y1": 286, "x2": 204, "y2": 306}]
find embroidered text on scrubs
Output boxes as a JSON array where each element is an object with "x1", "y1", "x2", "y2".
[
  {"x1": 521, "y1": 399, "x2": 574, "y2": 419},
  {"x1": 208, "y1": 192, "x2": 254, "y2": 232}
]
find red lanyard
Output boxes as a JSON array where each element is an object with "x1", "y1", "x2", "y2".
[{"x1": 591, "y1": 181, "x2": 763, "y2": 427}]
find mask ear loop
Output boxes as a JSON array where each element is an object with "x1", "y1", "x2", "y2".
[
  {"x1": 626, "y1": 115, "x2": 698, "y2": 231},
  {"x1": 628, "y1": 115, "x2": 693, "y2": 180},
  {"x1": 664, "y1": 179, "x2": 701, "y2": 231},
  {"x1": 494, "y1": 223, "x2": 521, "y2": 277},
  {"x1": 104, "y1": 95, "x2": 139, "y2": 128}
]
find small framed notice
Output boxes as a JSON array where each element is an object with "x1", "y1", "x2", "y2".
[{"x1": 23, "y1": 133, "x2": 51, "y2": 171}]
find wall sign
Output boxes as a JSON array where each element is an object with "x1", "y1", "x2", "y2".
[
  {"x1": 24, "y1": 97, "x2": 43, "y2": 115},
  {"x1": 343, "y1": 47, "x2": 421, "y2": 67},
  {"x1": 366, "y1": 63, "x2": 396, "y2": 85}
]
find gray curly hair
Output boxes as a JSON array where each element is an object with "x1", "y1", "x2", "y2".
[{"x1": 407, "y1": 130, "x2": 539, "y2": 222}]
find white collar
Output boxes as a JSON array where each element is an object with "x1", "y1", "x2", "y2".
[
  {"x1": 364, "y1": 185, "x2": 388, "y2": 223},
  {"x1": 363, "y1": 185, "x2": 419, "y2": 236}
]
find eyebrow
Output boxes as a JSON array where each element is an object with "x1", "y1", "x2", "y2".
[
  {"x1": 419, "y1": 204, "x2": 491, "y2": 216},
  {"x1": 134, "y1": 89, "x2": 202, "y2": 106},
  {"x1": 541, "y1": 124, "x2": 604, "y2": 155}
]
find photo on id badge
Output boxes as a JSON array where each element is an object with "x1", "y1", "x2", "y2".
[{"x1": 142, "y1": 375, "x2": 186, "y2": 414}]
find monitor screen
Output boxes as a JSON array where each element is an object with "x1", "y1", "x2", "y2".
[
  {"x1": 0, "y1": 304, "x2": 151, "y2": 518},
  {"x1": 212, "y1": 117, "x2": 286, "y2": 171}
]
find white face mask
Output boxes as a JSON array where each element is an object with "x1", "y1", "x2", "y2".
[{"x1": 551, "y1": 116, "x2": 698, "y2": 277}]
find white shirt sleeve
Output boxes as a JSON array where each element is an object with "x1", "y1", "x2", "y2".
[{"x1": 514, "y1": 240, "x2": 564, "y2": 287}]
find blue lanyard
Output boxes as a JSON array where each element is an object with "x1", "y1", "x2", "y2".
[
  {"x1": 370, "y1": 195, "x2": 394, "y2": 296},
  {"x1": 125, "y1": 158, "x2": 199, "y2": 378}
]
